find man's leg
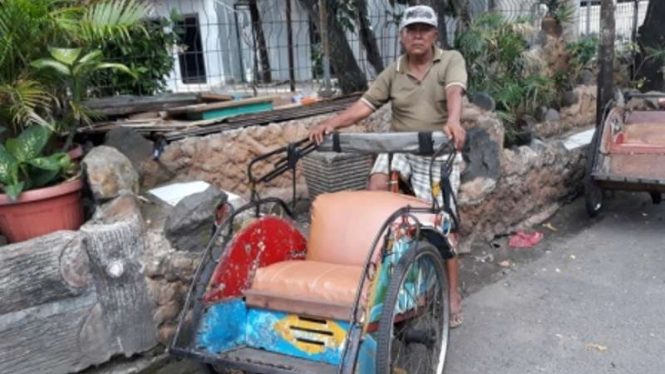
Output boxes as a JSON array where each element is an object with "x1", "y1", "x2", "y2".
[
  {"x1": 367, "y1": 154, "x2": 391, "y2": 191},
  {"x1": 368, "y1": 173, "x2": 389, "y2": 191},
  {"x1": 446, "y1": 256, "x2": 463, "y2": 328}
]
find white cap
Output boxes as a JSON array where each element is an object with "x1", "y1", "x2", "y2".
[{"x1": 399, "y1": 5, "x2": 438, "y2": 31}]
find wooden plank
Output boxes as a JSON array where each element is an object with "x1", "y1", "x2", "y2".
[
  {"x1": 85, "y1": 94, "x2": 201, "y2": 116},
  {"x1": 167, "y1": 96, "x2": 275, "y2": 115},
  {"x1": 192, "y1": 101, "x2": 274, "y2": 121},
  {"x1": 80, "y1": 93, "x2": 360, "y2": 138},
  {"x1": 0, "y1": 232, "x2": 91, "y2": 315},
  {"x1": 199, "y1": 92, "x2": 234, "y2": 102},
  {"x1": 164, "y1": 98, "x2": 356, "y2": 140}
]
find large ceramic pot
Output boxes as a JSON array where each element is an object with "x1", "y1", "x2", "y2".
[{"x1": 0, "y1": 178, "x2": 85, "y2": 243}]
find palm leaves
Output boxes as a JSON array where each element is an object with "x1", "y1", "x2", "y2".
[
  {"x1": 0, "y1": 0, "x2": 151, "y2": 135},
  {"x1": 31, "y1": 47, "x2": 135, "y2": 127},
  {"x1": 0, "y1": 80, "x2": 54, "y2": 129},
  {"x1": 78, "y1": 0, "x2": 152, "y2": 43}
]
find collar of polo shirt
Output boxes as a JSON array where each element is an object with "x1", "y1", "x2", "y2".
[{"x1": 396, "y1": 47, "x2": 443, "y2": 73}]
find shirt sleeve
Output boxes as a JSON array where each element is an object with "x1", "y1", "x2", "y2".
[
  {"x1": 444, "y1": 51, "x2": 468, "y2": 91},
  {"x1": 361, "y1": 65, "x2": 394, "y2": 111}
]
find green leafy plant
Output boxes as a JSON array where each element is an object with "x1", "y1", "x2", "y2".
[
  {"x1": 0, "y1": 0, "x2": 151, "y2": 135},
  {"x1": 31, "y1": 47, "x2": 136, "y2": 148},
  {"x1": 552, "y1": 35, "x2": 599, "y2": 92},
  {"x1": 553, "y1": 3, "x2": 575, "y2": 25},
  {"x1": 0, "y1": 125, "x2": 74, "y2": 200},
  {"x1": 455, "y1": 14, "x2": 555, "y2": 146},
  {"x1": 644, "y1": 45, "x2": 665, "y2": 81},
  {"x1": 92, "y1": 12, "x2": 183, "y2": 96},
  {"x1": 567, "y1": 36, "x2": 599, "y2": 72}
]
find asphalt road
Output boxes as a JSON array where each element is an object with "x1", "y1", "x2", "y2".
[{"x1": 447, "y1": 191, "x2": 665, "y2": 374}]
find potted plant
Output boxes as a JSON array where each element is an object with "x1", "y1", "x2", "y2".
[
  {"x1": 0, "y1": 0, "x2": 150, "y2": 139},
  {"x1": 540, "y1": 0, "x2": 574, "y2": 37},
  {"x1": 31, "y1": 46, "x2": 137, "y2": 152},
  {"x1": 0, "y1": 125, "x2": 83, "y2": 243}
]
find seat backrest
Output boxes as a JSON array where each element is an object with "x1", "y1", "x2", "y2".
[{"x1": 307, "y1": 191, "x2": 431, "y2": 267}]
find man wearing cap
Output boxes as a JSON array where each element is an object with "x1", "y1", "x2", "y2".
[{"x1": 309, "y1": 5, "x2": 467, "y2": 328}]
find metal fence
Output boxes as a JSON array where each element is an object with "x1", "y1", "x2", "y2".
[{"x1": 96, "y1": 0, "x2": 651, "y2": 97}]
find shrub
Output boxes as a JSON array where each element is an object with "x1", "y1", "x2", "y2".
[
  {"x1": 455, "y1": 14, "x2": 555, "y2": 146},
  {"x1": 0, "y1": 125, "x2": 74, "y2": 200},
  {"x1": 92, "y1": 12, "x2": 182, "y2": 96}
]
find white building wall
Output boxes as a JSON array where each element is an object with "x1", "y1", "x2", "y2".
[{"x1": 152, "y1": 0, "x2": 226, "y2": 92}]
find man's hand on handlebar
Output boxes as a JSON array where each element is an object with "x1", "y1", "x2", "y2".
[
  {"x1": 309, "y1": 122, "x2": 335, "y2": 145},
  {"x1": 444, "y1": 122, "x2": 466, "y2": 150}
]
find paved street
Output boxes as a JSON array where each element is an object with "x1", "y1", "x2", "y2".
[{"x1": 448, "y1": 191, "x2": 665, "y2": 374}]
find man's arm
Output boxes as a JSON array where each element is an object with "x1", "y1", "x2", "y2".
[
  {"x1": 309, "y1": 100, "x2": 374, "y2": 144},
  {"x1": 444, "y1": 85, "x2": 466, "y2": 150}
]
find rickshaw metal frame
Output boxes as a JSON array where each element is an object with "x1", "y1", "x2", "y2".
[
  {"x1": 170, "y1": 132, "x2": 457, "y2": 374},
  {"x1": 585, "y1": 94, "x2": 665, "y2": 216}
]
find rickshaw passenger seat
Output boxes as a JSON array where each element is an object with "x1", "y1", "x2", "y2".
[{"x1": 245, "y1": 191, "x2": 433, "y2": 320}]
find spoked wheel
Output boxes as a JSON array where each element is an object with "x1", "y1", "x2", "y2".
[
  {"x1": 376, "y1": 242, "x2": 449, "y2": 374},
  {"x1": 585, "y1": 129, "x2": 604, "y2": 217}
]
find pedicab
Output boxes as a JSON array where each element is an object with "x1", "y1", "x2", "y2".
[
  {"x1": 169, "y1": 132, "x2": 459, "y2": 374},
  {"x1": 585, "y1": 94, "x2": 665, "y2": 217}
]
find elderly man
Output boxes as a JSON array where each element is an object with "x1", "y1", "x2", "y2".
[{"x1": 309, "y1": 5, "x2": 467, "y2": 328}]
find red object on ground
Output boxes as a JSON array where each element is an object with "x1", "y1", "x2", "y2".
[
  {"x1": 0, "y1": 178, "x2": 85, "y2": 243},
  {"x1": 203, "y1": 216, "x2": 307, "y2": 304},
  {"x1": 509, "y1": 231, "x2": 544, "y2": 249}
]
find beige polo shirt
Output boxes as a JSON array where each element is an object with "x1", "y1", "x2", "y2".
[{"x1": 361, "y1": 48, "x2": 467, "y2": 132}]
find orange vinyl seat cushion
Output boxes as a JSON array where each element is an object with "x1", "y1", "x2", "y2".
[{"x1": 245, "y1": 191, "x2": 433, "y2": 319}]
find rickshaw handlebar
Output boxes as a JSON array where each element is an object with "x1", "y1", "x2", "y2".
[
  {"x1": 317, "y1": 131, "x2": 452, "y2": 155},
  {"x1": 247, "y1": 131, "x2": 456, "y2": 205}
]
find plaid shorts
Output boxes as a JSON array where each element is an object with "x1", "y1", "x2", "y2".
[{"x1": 371, "y1": 153, "x2": 462, "y2": 210}]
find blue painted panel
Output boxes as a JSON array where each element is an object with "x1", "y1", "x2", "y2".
[
  {"x1": 357, "y1": 335, "x2": 377, "y2": 374},
  {"x1": 196, "y1": 299, "x2": 247, "y2": 353},
  {"x1": 245, "y1": 308, "x2": 349, "y2": 365}
]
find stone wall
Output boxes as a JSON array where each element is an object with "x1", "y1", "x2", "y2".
[
  {"x1": 143, "y1": 100, "x2": 506, "y2": 201},
  {"x1": 143, "y1": 107, "x2": 391, "y2": 201},
  {"x1": 457, "y1": 142, "x2": 586, "y2": 252},
  {"x1": 143, "y1": 231, "x2": 199, "y2": 345},
  {"x1": 534, "y1": 85, "x2": 598, "y2": 138}
]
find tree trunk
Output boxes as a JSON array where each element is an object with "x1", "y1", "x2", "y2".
[
  {"x1": 249, "y1": 0, "x2": 272, "y2": 83},
  {"x1": 356, "y1": 0, "x2": 384, "y2": 75},
  {"x1": 0, "y1": 232, "x2": 91, "y2": 315},
  {"x1": 0, "y1": 196, "x2": 157, "y2": 374},
  {"x1": 596, "y1": 0, "x2": 615, "y2": 127},
  {"x1": 298, "y1": 0, "x2": 368, "y2": 93},
  {"x1": 636, "y1": 0, "x2": 665, "y2": 91},
  {"x1": 452, "y1": 0, "x2": 470, "y2": 42}
]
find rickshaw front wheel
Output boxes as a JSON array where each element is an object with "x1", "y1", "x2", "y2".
[{"x1": 376, "y1": 242, "x2": 449, "y2": 374}]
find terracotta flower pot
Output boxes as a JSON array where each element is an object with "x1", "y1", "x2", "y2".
[
  {"x1": 66, "y1": 143, "x2": 84, "y2": 162},
  {"x1": 541, "y1": 16, "x2": 563, "y2": 38},
  {"x1": 0, "y1": 178, "x2": 85, "y2": 243}
]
